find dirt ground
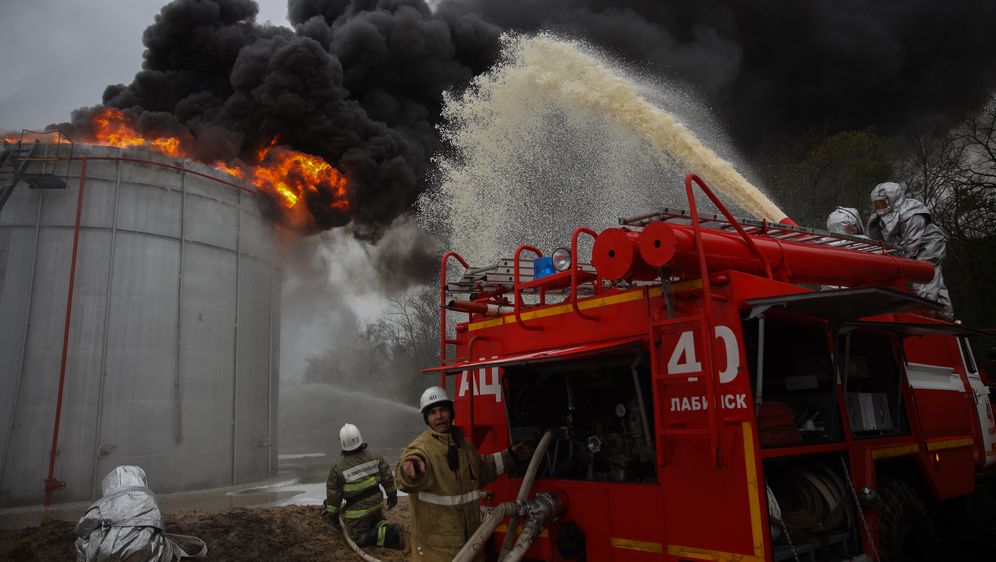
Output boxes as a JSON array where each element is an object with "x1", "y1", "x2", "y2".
[{"x1": 0, "y1": 500, "x2": 411, "y2": 562}]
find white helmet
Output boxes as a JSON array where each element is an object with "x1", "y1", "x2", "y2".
[
  {"x1": 339, "y1": 423, "x2": 363, "y2": 452},
  {"x1": 419, "y1": 386, "x2": 454, "y2": 424},
  {"x1": 419, "y1": 386, "x2": 452, "y2": 412}
]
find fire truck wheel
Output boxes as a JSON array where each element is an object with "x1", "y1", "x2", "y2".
[{"x1": 877, "y1": 479, "x2": 939, "y2": 562}]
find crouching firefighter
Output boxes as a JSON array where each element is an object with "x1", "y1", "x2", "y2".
[
  {"x1": 396, "y1": 386, "x2": 533, "y2": 562},
  {"x1": 324, "y1": 423, "x2": 403, "y2": 549}
]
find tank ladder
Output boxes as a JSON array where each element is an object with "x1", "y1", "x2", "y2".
[{"x1": 0, "y1": 131, "x2": 72, "y2": 213}]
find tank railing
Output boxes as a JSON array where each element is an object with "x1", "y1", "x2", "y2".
[
  {"x1": 439, "y1": 251, "x2": 470, "y2": 385},
  {"x1": 76, "y1": 156, "x2": 256, "y2": 193},
  {"x1": 570, "y1": 227, "x2": 600, "y2": 321},
  {"x1": 513, "y1": 245, "x2": 544, "y2": 331}
]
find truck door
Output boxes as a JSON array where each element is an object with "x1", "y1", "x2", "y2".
[{"x1": 956, "y1": 337, "x2": 996, "y2": 467}]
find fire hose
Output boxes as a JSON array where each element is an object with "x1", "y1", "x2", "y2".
[
  {"x1": 502, "y1": 492, "x2": 566, "y2": 562},
  {"x1": 340, "y1": 515, "x2": 381, "y2": 562},
  {"x1": 768, "y1": 464, "x2": 848, "y2": 542},
  {"x1": 498, "y1": 429, "x2": 558, "y2": 559},
  {"x1": 452, "y1": 429, "x2": 559, "y2": 562}
]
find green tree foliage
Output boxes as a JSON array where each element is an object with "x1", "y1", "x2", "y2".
[
  {"x1": 763, "y1": 129, "x2": 895, "y2": 228},
  {"x1": 760, "y1": 99, "x2": 996, "y2": 343}
]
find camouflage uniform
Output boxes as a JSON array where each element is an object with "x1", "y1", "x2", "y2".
[{"x1": 326, "y1": 446, "x2": 401, "y2": 548}]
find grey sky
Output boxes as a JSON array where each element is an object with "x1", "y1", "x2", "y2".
[
  {"x1": 0, "y1": 0, "x2": 398, "y2": 381},
  {"x1": 0, "y1": 0, "x2": 289, "y2": 132}
]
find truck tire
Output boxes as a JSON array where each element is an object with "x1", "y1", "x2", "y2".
[{"x1": 877, "y1": 478, "x2": 939, "y2": 562}]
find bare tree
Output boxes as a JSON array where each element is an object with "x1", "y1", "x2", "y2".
[
  {"x1": 894, "y1": 98, "x2": 996, "y2": 332},
  {"x1": 897, "y1": 97, "x2": 996, "y2": 243},
  {"x1": 383, "y1": 286, "x2": 439, "y2": 371}
]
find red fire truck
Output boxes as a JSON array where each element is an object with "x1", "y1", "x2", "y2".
[{"x1": 428, "y1": 174, "x2": 996, "y2": 562}]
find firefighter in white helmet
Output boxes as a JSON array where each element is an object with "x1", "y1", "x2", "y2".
[
  {"x1": 396, "y1": 386, "x2": 532, "y2": 562},
  {"x1": 866, "y1": 181, "x2": 953, "y2": 318},
  {"x1": 324, "y1": 423, "x2": 402, "y2": 549}
]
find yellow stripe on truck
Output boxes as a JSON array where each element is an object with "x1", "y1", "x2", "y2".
[
  {"x1": 466, "y1": 280, "x2": 704, "y2": 332},
  {"x1": 741, "y1": 422, "x2": 765, "y2": 558},
  {"x1": 871, "y1": 443, "x2": 919, "y2": 460},
  {"x1": 666, "y1": 544, "x2": 764, "y2": 561},
  {"x1": 611, "y1": 537, "x2": 663, "y2": 553},
  {"x1": 925, "y1": 437, "x2": 974, "y2": 452}
]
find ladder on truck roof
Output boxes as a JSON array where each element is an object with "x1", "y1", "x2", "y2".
[
  {"x1": 620, "y1": 207, "x2": 898, "y2": 255},
  {"x1": 445, "y1": 200, "x2": 896, "y2": 298},
  {"x1": 444, "y1": 257, "x2": 599, "y2": 296}
]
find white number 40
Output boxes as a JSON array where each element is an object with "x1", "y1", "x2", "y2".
[{"x1": 666, "y1": 326, "x2": 740, "y2": 383}]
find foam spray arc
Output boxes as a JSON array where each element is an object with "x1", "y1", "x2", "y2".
[{"x1": 464, "y1": 35, "x2": 788, "y2": 223}]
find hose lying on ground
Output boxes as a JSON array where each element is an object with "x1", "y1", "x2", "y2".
[{"x1": 339, "y1": 515, "x2": 380, "y2": 562}]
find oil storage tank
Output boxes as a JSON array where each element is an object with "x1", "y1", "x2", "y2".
[{"x1": 0, "y1": 144, "x2": 280, "y2": 506}]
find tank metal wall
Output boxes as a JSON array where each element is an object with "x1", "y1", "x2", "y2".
[{"x1": 0, "y1": 145, "x2": 280, "y2": 506}]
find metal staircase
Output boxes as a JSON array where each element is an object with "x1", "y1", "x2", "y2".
[{"x1": 0, "y1": 131, "x2": 73, "y2": 213}]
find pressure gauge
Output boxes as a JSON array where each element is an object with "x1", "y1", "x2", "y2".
[{"x1": 615, "y1": 403, "x2": 627, "y2": 418}]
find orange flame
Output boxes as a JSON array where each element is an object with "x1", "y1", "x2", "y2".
[
  {"x1": 3, "y1": 131, "x2": 72, "y2": 145},
  {"x1": 91, "y1": 108, "x2": 148, "y2": 149},
  {"x1": 213, "y1": 161, "x2": 243, "y2": 177},
  {"x1": 151, "y1": 137, "x2": 182, "y2": 157},
  {"x1": 82, "y1": 110, "x2": 350, "y2": 231},
  {"x1": 248, "y1": 142, "x2": 351, "y2": 230},
  {"x1": 89, "y1": 108, "x2": 189, "y2": 160}
]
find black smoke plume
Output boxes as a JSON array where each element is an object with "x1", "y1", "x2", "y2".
[
  {"x1": 443, "y1": 0, "x2": 996, "y2": 152},
  {"x1": 57, "y1": 0, "x2": 996, "y2": 234},
  {"x1": 58, "y1": 0, "x2": 498, "y2": 236}
]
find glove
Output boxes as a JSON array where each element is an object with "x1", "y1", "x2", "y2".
[
  {"x1": 387, "y1": 494, "x2": 398, "y2": 510},
  {"x1": 322, "y1": 500, "x2": 341, "y2": 528}
]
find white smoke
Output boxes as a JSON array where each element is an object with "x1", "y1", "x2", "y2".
[{"x1": 420, "y1": 33, "x2": 777, "y2": 266}]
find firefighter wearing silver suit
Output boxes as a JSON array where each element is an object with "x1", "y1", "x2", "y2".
[
  {"x1": 866, "y1": 181, "x2": 953, "y2": 318},
  {"x1": 827, "y1": 207, "x2": 865, "y2": 237},
  {"x1": 325, "y1": 423, "x2": 402, "y2": 549},
  {"x1": 75, "y1": 465, "x2": 206, "y2": 561}
]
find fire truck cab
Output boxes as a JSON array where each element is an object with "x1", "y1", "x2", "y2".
[{"x1": 429, "y1": 175, "x2": 996, "y2": 562}]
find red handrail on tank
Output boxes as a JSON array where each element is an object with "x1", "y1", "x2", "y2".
[
  {"x1": 513, "y1": 245, "x2": 544, "y2": 331},
  {"x1": 62, "y1": 155, "x2": 257, "y2": 194},
  {"x1": 439, "y1": 251, "x2": 470, "y2": 387},
  {"x1": 44, "y1": 158, "x2": 88, "y2": 505},
  {"x1": 570, "y1": 227, "x2": 600, "y2": 321}
]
